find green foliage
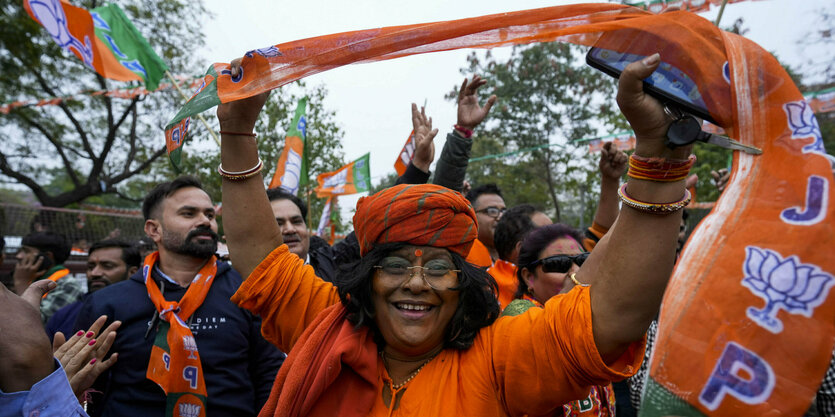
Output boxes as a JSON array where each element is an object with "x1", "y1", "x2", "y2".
[
  {"x1": 156, "y1": 82, "x2": 348, "y2": 234},
  {"x1": 369, "y1": 172, "x2": 399, "y2": 195},
  {"x1": 0, "y1": 0, "x2": 209, "y2": 206},
  {"x1": 452, "y1": 44, "x2": 626, "y2": 225}
]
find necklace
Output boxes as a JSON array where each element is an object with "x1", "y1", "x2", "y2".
[{"x1": 381, "y1": 350, "x2": 440, "y2": 390}]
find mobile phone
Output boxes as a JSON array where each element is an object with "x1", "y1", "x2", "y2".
[
  {"x1": 37, "y1": 251, "x2": 54, "y2": 271},
  {"x1": 586, "y1": 46, "x2": 717, "y2": 125}
]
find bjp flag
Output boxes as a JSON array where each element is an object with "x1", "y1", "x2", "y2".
[
  {"x1": 269, "y1": 97, "x2": 308, "y2": 194},
  {"x1": 24, "y1": 0, "x2": 167, "y2": 89},
  {"x1": 315, "y1": 153, "x2": 371, "y2": 197},
  {"x1": 393, "y1": 130, "x2": 416, "y2": 176}
]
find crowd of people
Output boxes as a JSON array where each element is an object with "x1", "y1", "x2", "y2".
[{"x1": 0, "y1": 53, "x2": 831, "y2": 417}]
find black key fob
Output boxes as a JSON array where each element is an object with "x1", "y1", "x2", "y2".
[{"x1": 665, "y1": 115, "x2": 702, "y2": 149}]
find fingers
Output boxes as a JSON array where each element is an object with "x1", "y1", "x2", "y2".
[
  {"x1": 65, "y1": 334, "x2": 99, "y2": 377},
  {"x1": 20, "y1": 280, "x2": 56, "y2": 310},
  {"x1": 230, "y1": 58, "x2": 243, "y2": 78},
  {"x1": 458, "y1": 78, "x2": 469, "y2": 102},
  {"x1": 482, "y1": 95, "x2": 497, "y2": 115},
  {"x1": 32, "y1": 256, "x2": 44, "y2": 274},
  {"x1": 94, "y1": 321, "x2": 121, "y2": 359},
  {"x1": 614, "y1": 149, "x2": 628, "y2": 166},
  {"x1": 86, "y1": 315, "x2": 109, "y2": 338},
  {"x1": 52, "y1": 332, "x2": 67, "y2": 353},
  {"x1": 617, "y1": 53, "x2": 661, "y2": 118}
]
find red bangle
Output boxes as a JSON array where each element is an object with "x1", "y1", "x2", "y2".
[
  {"x1": 219, "y1": 130, "x2": 257, "y2": 137},
  {"x1": 453, "y1": 124, "x2": 473, "y2": 139},
  {"x1": 627, "y1": 154, "x2": 695, "y2": 182}
]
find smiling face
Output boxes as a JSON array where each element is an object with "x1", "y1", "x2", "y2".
[
  {"x1": 523, "y1": 237, "x2": 584, "y2": 303},
  {"x1": 270, "y1": 198, "x2": 310, "y2": 260},
  {"x1": 372, "y1": 245, "x2": 460, "y2": 357}
]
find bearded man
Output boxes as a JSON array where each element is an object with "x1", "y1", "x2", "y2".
[{"x1": 75, "y1": 176, "x2": 284, "y2": 417}]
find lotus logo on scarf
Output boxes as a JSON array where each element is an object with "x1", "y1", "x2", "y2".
[
  {"x1": 182, "y1": 335, "x2": 198, "y2": 359},
  {"x1": 784, "y1": 100, "x2": 825, "y2": 155},
  {"x1": 178, "y1": 403, "x2": 201, "y2": 417},
  {"x1": 245, "y1": 46, "x2": 282, "y2": 58},
  {"x1": 28, "y1": 0, "x2": 94, "y2": 67},
  {"x1": 742, "y1": 246, "x2": 835, "y2": 333}
]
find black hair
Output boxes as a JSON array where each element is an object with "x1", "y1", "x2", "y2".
[
  {"x1": 0, "y1": 235, "x2": 5, "y2": 252},
  {"x1": 494, "y1": 204, "x2": 538, "y2": 262},
  {"x1": 465, "y1": 184, "x2": 503, "y2": 205},
  {"x1": 514, "y1": 223, "x2": 584, "y2": 299},
  {"x1": 21, "y1": 231, "x2": 71, "y2": 264},
  {"x1": 142, "y1": 176, "x2": 205, "y2": 220},
  {"x1": 89, "y1": 239, "x2": 142, "y2": 269},
  {"x1": 335, "y1": 242, "x2": 500, "y2": 351},
  {"x1": 265, "y1": 187, "x2": 308, "y2": 220}
]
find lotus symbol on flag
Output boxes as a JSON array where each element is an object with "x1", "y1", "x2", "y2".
[
  {"x1": 742, "y1": 246, "x2": 834, "y2": 334},
  {"x1": 29, "y1": 0, "x2": 94, "y2": 67},
  {"x1": 179, "y1": 403, "x2": 201, "y2": 417},
  {"x1": 784, "y1": 100, "x2": 824, "y2": 154}
]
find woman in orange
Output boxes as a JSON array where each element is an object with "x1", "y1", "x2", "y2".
[
  {"x1": 509, "y1": 223, "x2": 615, "y2": 416},
  {"x1": 217, "y1": 54, "x2": 691, "y2": 416}
]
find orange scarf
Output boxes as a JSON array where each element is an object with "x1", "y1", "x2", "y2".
[
  {"x1": 143, "y1": 252, "x2": 216, "y2": 417},
  {"x1": 41, "y1": 267, "x2": 70, "y2": 299},
  {"x1": 259, "y1": 303, "x2": 378, "y2": 417}
]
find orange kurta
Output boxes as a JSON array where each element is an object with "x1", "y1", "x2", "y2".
[
  {"x1": 465, "y1": 238, "x2": 494, "y2": 268},
  {"x1": 487, "y1": 259, "x2": 518, "y2": 309},
  {"x1": 233, "y1": 245, "x2": 645, "y2": 417}
]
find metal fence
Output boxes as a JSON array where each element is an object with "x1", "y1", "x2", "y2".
[{"x1": 0, "y1": 202, "x2": 146, "y2": 255}]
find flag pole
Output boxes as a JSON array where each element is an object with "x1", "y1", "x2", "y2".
[
  {"x1": 713, "y1": 0, "x2": 730, "y2": 26},
  {"x1": 165, "y1": 70, "x2": 221, "y2": 146}
]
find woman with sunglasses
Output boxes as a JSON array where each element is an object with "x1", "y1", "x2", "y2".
[
  {"x1": 514, "y1": 224, "x2": 590, "y2": 303},
  {"x1": 507, "y1": 223, "x2": 614, "y2": 416}
]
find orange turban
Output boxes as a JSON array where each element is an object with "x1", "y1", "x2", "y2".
[{"x1": 353, "y1": 184, "x2": 477, "y2": 257}]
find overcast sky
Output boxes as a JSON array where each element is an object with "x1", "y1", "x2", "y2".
[{"x1": 200, "y1": 0, "x2": 832, "y2": 222}]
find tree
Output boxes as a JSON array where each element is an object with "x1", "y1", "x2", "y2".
[
  {"x1": 0, "y1": 0, "x2": 210, "y2": 207},
  {"x1": 450, "y1": 44, "x2": 627, "y2": 225},
  {"x1": 159, "y1": 82, "x2": 348, "y2": 235}
]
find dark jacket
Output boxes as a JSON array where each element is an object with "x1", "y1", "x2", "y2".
[
  {"x1": 308, "y1": 235, "x2": 338, "y2": 282},
  {"x1": 74, "y1": 260, "x2": 284, "y2": 417},
  {"x1": 46, "y1": 293, "x2": 89, "y2": 341}
]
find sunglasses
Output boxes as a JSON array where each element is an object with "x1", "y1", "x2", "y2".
[{"x1": 525, "y1": 252, "x2": 590, "y2": 274}]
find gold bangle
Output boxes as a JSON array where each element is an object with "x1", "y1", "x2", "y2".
[
  {"x1": 618, "y1": 183, "x2": 691, "y2": 215},
  {"x1": 569, "y1": 273, "x2": 589, "y2": 287},
  {"x1": 218, "y1": 158, "x2": 263, "y2": 181}
]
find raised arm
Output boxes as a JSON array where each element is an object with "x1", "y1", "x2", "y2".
[
  {"x1": 591, "y1": 142, "x2": 628, "y2": 230},
  {"x1": 395, "y1": 104, "x2": 437, "y2": 185},
  {"x1": 216, "y1": 62, "x2": 282, "y2": 279},
  {"x1": 576, "y1": 54, "x2": 694, "y2": 363},
  {"x1": 433, "y1": 75, "x2": 497, "y2": 192}
]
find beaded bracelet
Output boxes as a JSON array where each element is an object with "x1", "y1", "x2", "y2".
[
  {"x1": 628, "y1": 154, "x2": 695, "y2": 182},
  {"x1": 453, "y1": 124, "x2": 473, "y2": 139},
  {"x1": 218, "y1": 158, "x2": 263, "y2": 181},
  {"x1": 618, "y1": 183, "x2": 691, "y2": 214}
]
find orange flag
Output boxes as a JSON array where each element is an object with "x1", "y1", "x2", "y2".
[
  {"x1": 269, "y1": 98, "x2": 308, "y2": 193},
  {"x1": 393, "y1": 130, "x2": 416, "y2": 176},
  {"x1": 23, "y1": 0, "x2": 141, "y2": 82}
]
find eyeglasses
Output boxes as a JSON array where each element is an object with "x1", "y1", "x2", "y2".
[
  {"x1": 525, "y1": 252, "x2": 590, "y2": 274},
  {"x1": 476, "y1": 206, "x2": 506, "y2": 218},
  {"x1": 374, "y1": 257, "x2": 460, "y2": 290}
]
